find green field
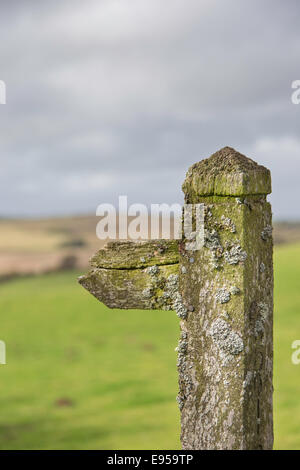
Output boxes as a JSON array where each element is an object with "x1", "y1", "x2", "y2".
[
  {"x1": 273, "y1": 243, "x2": 300, "y2": 449},
  {"x1": 0, "y1": 243, "x2": 299, "y2": 449}
]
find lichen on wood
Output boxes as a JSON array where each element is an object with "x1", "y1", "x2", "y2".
[
  {"x1": 179, "y1": 147, "x2": 273, "y2": 450},
  {"x1": 182, "y1": 146, "x2": 272, "y2": 199},
  {"x1": 79, "y1": 240, "x2": 179, "y2": 310},
  {"x1": 90, "y1": 239, "x2": 179, "y2": 269}
]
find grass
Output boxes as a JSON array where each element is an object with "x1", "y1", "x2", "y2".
[
  {"x1": 0, "y1": 270, "x2": 180, "y2": 449},
  {"x1": 0, "y1": 242, "x2": 299, "y2": 449},
  {"x1": 273, "y1": 243, "x2": 300, "y2": 449}
]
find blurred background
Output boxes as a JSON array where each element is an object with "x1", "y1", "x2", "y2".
[{"x1": 0, "y1": 0, "x2": 300, "y2": 449}]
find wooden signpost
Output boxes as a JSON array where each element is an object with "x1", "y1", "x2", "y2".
[{"x1": 79, "y1": 147, "x2": 273, "y2": 450}]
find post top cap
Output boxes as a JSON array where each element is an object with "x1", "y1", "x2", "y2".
[{"x1": 182, "y1": 146, "x2": 271, "y2": 198}]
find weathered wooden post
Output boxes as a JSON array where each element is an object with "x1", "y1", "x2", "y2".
[{"x1": 79, "y1": 147, "x2": 273, "y2": 450}]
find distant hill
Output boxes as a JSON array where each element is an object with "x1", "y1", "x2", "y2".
[{"x1": 0, "y1": 215, "x2": 299, "y2": 280}]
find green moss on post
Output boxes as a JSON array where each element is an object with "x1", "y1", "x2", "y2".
[
  {"x1": 179, "y1": 147, "x2": 273, "y2": 449},
  {"x1": 182, "y1": 146, "x2": 271, "y2": 200},
  {"x1": 90, "y1": 240, "x2": 179, "y2": 269}
]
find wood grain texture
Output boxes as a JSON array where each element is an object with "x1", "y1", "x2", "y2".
[{"x1": 79, "y1": 240, "x2": 179, "y2": 309}]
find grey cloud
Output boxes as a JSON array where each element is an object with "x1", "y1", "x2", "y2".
[{"x1": 0, "y1": 0, "x2": 300, "y2": 217}]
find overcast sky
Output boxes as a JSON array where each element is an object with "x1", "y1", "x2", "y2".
[{"x1": 0, "y1": 0, "x2": 299, "y2": 219}]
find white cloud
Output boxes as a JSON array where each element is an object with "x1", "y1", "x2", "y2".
[
  {"x1": 253, "y1": 136, "x2": 300, "y2": 162},
  {"x1": 65, "y1": 172, "x2": 115, "y2": 192},
  {"x1": 250, "y1": 136, "x2": 300, "y2": 219}
]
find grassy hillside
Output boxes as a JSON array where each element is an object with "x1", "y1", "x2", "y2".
[{"x1": 0, "y1": 243, "x2": 299, "y2": 449}]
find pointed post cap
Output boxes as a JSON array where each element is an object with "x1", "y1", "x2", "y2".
[{"x1": 182, "y1": 147, "x2": 271, "y2": 200}]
